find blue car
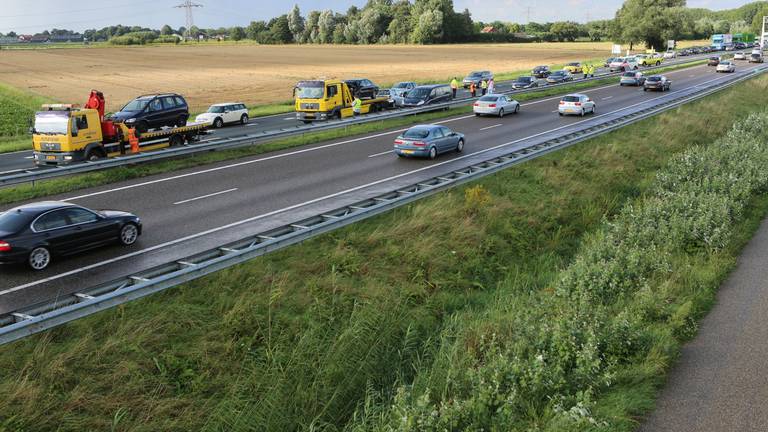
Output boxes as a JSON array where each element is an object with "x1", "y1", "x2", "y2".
[{"x1": 393, "y1": 124, "x2": 465, "y2": 159}]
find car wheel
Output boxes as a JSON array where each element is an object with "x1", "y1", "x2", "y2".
[
  {"x1": 456, "y1": 139, "x2": 464, "y2": 153},
  {"x1": 580, "y1": 108, "x2": 585, "y2": 117},
  {"x1": 475, "y1": 113, "x2": 481, "y2": 117},
  {"x1": 177, "y1": 115, "x2": 188, "y2": 127},
  {"x1": 558, "y1": 112, "x2": 563, "y2": 116},
  {"x1": 498, "y1": 108, "x2": 505, "y2": 118},
  {"x1": 241, "y1": 114, "x2": 249, "y2": 125},
  {"x1": 428, "y1": 147, "x2": 437, "y2": 160},
  {"x1": 169, "y1": 134, "x2": 184, "y2": 147},
  {"x1": 136, "y1": 121, "x2": 149, "y2": 133},
  {"x1": 85, "y1": 149, "x2": 104, "y2": 161},
  {"x1": 213, "y1": 117, "x2": 224, "y2": 128},
  {"x1": 119, "y1": 223, "x2": 139, "y2": 246},
  {"x1": 514, "y1": 104, "x2": 520, "y2": 114},
  {"x1": 28, "y1": 246, "x2": 51, "y2": 271},
  {"x1": 592, "y1": 105, "x2": 596, "y2": 114},
  {"x1": 643, "y1": 87, "x2": 648, "y2": 92}
]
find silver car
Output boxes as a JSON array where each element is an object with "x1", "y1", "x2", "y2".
[
  {"x1": 394, "y1": 124, "x2": 465, "y2": 159},
  {"x1": 734, "y1": 52, "x2": 747, "y2": 60},
  {"x1": 619, "y1": 71, "x2": 645, "y2": 86},
  {"x1": 558, "y1": 93, "x2": 596, "y2": 117},
  {"x1": 716, "y1": 61, "x2": 736, "y2": 73},
  {"x1": 386, "y1": 81, "x2": 417, "y2": 107},
  {"x1": 462, "y1": 71, "x2": 493, "y2": 88},
  {"x1": 473, "y1": 94, "x2": 520, "y2": 117}
]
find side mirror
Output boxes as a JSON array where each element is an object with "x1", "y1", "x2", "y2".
[
  {"x1": 29, "y1": 127, "x2": 36, "y2": 134},
  {"x1": 71, "y1": 130, "x2": 78, "y2": 137}
]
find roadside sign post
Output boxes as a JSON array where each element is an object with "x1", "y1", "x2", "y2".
[
  {"x1": 612, "y1": 44, "x2": 621, "y2": 55},
  {"x1": 667, "y1": 40, "x2": 676, "y2": 49}
]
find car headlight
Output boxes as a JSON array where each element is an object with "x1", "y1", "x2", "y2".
[
  {"x1": 417, "y1": 101, "x2": 425, "y2": 105},
  {"x1": 64, "y1": 155, "x2": 73, "y2": 160},
  {"x1": 125, "y1": 118, "x2": 136, "y2": 124}
]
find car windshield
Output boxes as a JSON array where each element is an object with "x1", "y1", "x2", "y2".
[
  {"x1": 407, "y1": 87, "x2": 430, "y2": 98},
  {"x1": 34, "y1": 112, "x2": 69, "y2": 134},
  {"x1": 468, "y1": 72, "x2": 482, "y2": 77},
  {"x1": 551, "y1": 71, "x2": 566, "y2": 76},
  {"x1": 720, "y1": 61, "x2": 730, "y2": 65},
  {"x1": 534, "y1": 66, "x2": 547, "y2": 70},
  {"x1": 562, "y1": 96, "x2": 581, "y2": 102},
  {"x1": 394, "y1": 82, "x2": 411, "y2": 88},
  {"x1": 479, "y1": 96, "x2": 499, "y2": 102},
  {"x1": 208, "y1": 106, "x2": 226, "y2": 113},
  {"x1": 613, "y1": 58, "x2": 625, "y2": 62},
  {"x1": 122, "y1": 98, "x2": 150, "y2": 112},
  {"x1": 567, "y1": 63, "x2": 579, "y2": 66},
  {"x1": 516, "y1": 77, "x2": 533, "y2": 82},
  {"x1": 402, "y1": 128, "x2": 431, "y2": 139},
  {"x1": 647, "y1": 76, "x2": 661, "y2": 81},
  {"x1": 622, "y1": 72, "x2": 636, "y2": 77},
  {"x1": 0, "y1": 210, "x2": 33, "y2": 232}
]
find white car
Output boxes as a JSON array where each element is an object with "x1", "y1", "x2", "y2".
[
  {"x1": 473, "y1": 94, "x2": 520, "y2": 117},
  {"x1": 734, "y1": 52, "x2": 747, "y2": 60},
  {"x1": 195, "y1": 103, "x2": 249, "y2": 128},
  {"x1": 716, "y1": 61, "x2": 736, "y2": 73},
  {"x1": 558, "y1": 93, "x2": 596, "y2": 117},
  {"x1": 609, "y1": 57, "x2": 639, "y2": 72},
  {"x1": 663, "y1": 50, "x2": 677, "y2": 59}
]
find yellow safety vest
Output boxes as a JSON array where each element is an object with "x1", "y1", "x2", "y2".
[
  {"x1": 450, "y1": 79, "x2": 459, "y2": 89},
  {"x1": 353, "y1": 98, "x2": 362, "y2": 112},
  {"x1": 481, "y1": 80, "x2": 488, "y2": 89}
]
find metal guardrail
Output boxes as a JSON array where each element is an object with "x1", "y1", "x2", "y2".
[
  {"x1": 0, "y1": 55, "x2": 713, "y2": 187},
  {"x1": 1, "y1": 64, "x2": 763, "y2": 345}
]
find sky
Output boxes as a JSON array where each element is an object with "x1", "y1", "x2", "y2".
[{"x1": 0, "y1": 0, "x2": 755, "y2": 34}]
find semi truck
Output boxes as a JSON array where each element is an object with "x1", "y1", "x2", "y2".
[
  {"x1": 32, "y1": 90, "x2": 209, "y2": 166},
  {"x1": 294, "y1": 79, "x2": 390, "y2": 123}
]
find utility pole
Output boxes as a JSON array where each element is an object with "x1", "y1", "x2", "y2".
[
  {"x1": 526, "y1": 6, "x2": 531, "y2": 24},
  {"x1": 762, "y1": 16, "x2": 768, "y2": 48},
  {"x1": 174, "y1": 0, "x2": 203, "y2": 40}
]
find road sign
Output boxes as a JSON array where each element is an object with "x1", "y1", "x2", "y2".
[
  {"x1": 612, "y1": 44, "x2": 621, "y2": 54},
  {"x1": 667, "y1": 40, "x2": 676, "y2": 49}
]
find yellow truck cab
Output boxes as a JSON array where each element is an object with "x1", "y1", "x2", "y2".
[{"x1": 294, "y1": 79, "x2": 389, "y2": 123}]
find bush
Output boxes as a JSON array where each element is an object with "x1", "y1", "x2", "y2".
[{"x1": 109, "y1": 31, "x2": 158, "y2": 45}]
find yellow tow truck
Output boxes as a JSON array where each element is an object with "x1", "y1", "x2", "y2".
[
  {"x1": 32, "y1": 90, "x2": 209, "y2": 166},
  {"x1": 294, "y1": 79, "x2": 391, "y2": 123}
]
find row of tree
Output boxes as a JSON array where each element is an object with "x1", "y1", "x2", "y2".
[{"x1": 7, "y1": 0, "x2": 768, "y2": 48}]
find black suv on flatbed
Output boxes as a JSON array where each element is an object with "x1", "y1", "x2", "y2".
[{"x1": 112, "y1": 93, "x2": 189, "y2": 132}]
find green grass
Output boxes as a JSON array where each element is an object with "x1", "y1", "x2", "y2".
[
  {"x1": 0, "y1": 82, "x2": 49, "y2": 140},
  {"x1": 0, "y1": 137, "x2": 29, "y2": 154},
  {"x1": 0, "y1": 60, "x2": 708, "y2": 203},
  {"x1": 0, "y1": 73, "x2": 766, "y2": 432}
]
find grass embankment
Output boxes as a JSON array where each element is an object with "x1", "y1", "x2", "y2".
[
  {"x1": 0, "y1": 82, "x2": 50, "y2": 154},
  {"x1": 0, "y1": 74, "x2": 766, "y2": 431},
  {"x1": 0, "y1": 60, "x2": 707, "y2": 205}
]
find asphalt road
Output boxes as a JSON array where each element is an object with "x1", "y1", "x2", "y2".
[
  {"x1": 0, "y1": 62, "x2": 759, "y2": 315},
  {"x1": 0, "y1": 54, "x2": 717, "y2": 175},
  {"x1": 639, "y1": 216, "x2": 768, "y2": 431}
]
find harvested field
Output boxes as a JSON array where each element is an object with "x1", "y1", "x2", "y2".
[{"x1": 0, "y1": 42, "x2": 622, "y2": 112}]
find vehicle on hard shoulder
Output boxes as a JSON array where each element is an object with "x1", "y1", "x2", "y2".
[
  {"x1": 749, "y1": 52, "x2": 764, "y2": 63},
  {"x1": 532, "y1": 65, "x2": 551, "y2": 78},
  {"x1": 563, "y1": 62, "x2": 583, "y2": 73},
  {"x1": 401, "y1": 84, "x2": 452, "y2": 108},
  {"x1": 663, "y1": 49, "x2": 677, "y2": 59},
  {"x1": 609, "y1": 57, "x2": 638, "y2": 72},
  {"x1": 195, "y1": 103, "x2": 249, "y2": 128},
  {"x1": 462, "y1": 71, "x2": 493, "y2": 88},
  {"x1": 344, "y1": 79, "x2": 379, "y2": 99},
  {"x1": 619, "y1": 71, "x2": 645, "y2": 86},
  {"x1": 639, "y1": 53, "x2": 664, "y2": 66},
  {"x1": 558, "y1": 94, "x2": 596, "y2": 117},
  {"x1": 112, "y1": 93, "x2": 189, "y2": 133},
  {"x1": 734, "y1": 52, "x2": 747, "y2": 60},
  {"x1": 643, "y1": 75, "x2": 672, "y2": 91},
  {"x1": 707, "y1": 56, "x2": 721, "y2": 66},
  {"x1": 716, "y1": 61, "x2": 736, "y2": 73},
  {"x1": 511, "y1": 76, "x2": 540, "y2": 89},
  {"x1": 546, "y1": 70, "x2": 574, "y2": 84},
  {"x1": 32, "y1": 91, "x2": 208, "y2": 166},
  {"x1": 604, "y1": 57, "x2": 617, "y2": 67},
  {"x1": 294, "y1": 79, "x2": 390, "y2": 123},
  {"x1": 0, "y1": 201, "x2": 142, "y2": 271},
  {"x1": 380, "y1": 81, "x2": 417, "y2": 107},
  {"x1": 473, "y1": 94, "x2": 520, "y2": 117},
  {"x1": 393, "y1": 125, "x2": 465, "y2": 159}
]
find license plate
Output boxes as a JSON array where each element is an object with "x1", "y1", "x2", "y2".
[
  {"x1": 402, "y1": 150, "x2": 414, "y2": 155},
  {"x1": 46, "y1": 155, "x2": 56, "y2": 160}
]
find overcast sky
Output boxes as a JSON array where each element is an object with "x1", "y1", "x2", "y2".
[{"x1": 0, "y1": 0, "x2": 755, "y2": 34}]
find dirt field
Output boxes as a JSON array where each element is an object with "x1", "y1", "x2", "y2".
[{"x1": 0, "y1": 42, "x2": 668, "y2": 112}]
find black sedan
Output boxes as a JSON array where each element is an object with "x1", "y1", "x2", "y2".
[
  {"x1": 511, "y1": 76, "x2": 539, "y2": 89},
  {"x1": 532, "y1": 65, "x2": 551, "y2": 78},
  {"x1": 546, "y1": 70, "x2": 574, "y2": 84},
  {"x1": 643, "y1": 75, "x2": 671, "y2": 92},
  {"x1": 344, "y1": 79, "x2": 379, "y2": 99},
  {"x1": 0, "y1": 201, "x2": 141, "y2": 270}
]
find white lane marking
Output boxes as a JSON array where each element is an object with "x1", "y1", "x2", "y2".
[
  {"x1": 368, "y1": 150, "x2": 393, "y2": 158},
  {"x1": 2, "y1": 76, "x2": 734, "y2": 295},
  {"x1": 480, "y1": 124, "x2": 503, "y2": 131},
  {"x1": 246, "y1": 123, "x2": 260, "y2": 127},
  {"x1": 173, "y1": 188, "x2": 238, "y2": 205},
  {"x1": 0, "y1": 149, "x2": 33, "y2": 156},
  {"x1": 24, "y1": 156, "x2": 33, "y2": 159},
  {"x1": 0, "y1": 169, "x2": 25, "y2": 175},
  {"x1": 284, "y1": 117, "x2": 295, "y2": 120},
  {"x1": 60, "y1": 63, "x2": 711, "y2": 202},
  {"x1": 602, "y1": 96, "x2": 614, "y2": 100}
]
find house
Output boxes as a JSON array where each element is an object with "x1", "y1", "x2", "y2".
[
  {"x1": 0, "y1": 37, "x2": 19, "y2": 45},
  {"x1": 18, "y1": 35, "x2": 34, "y2": 42},
  {"x1": 30, "y1": 34, "x2": 49, "y2": 43},
  {"x1": 481, "y1": 26, "x2": 497, "y2": 34},
  {"x1": 49, "y1": 33, "x2": 84, "y2": 43}
]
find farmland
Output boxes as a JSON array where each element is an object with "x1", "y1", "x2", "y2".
[{"x1": 0, "y1": 41, "x2": 643, "y2": 112}]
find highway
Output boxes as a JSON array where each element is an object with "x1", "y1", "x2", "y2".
[
  {"x1": 0, "y1": 62, "x2": 760, "y2": 316},
  {"x1": 0, "y1": 55, "x2": 714, "y2": 175}
]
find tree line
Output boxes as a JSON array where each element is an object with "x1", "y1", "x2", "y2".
[{"x1": 6, "y1": 0, "x2": 768, "y2": 48}]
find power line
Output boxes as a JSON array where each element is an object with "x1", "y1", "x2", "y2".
[{"x1": 174, "y1": 0, "x2": 203, "y2": 37}]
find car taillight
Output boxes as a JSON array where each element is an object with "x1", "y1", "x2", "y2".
[
  {"x1": 412, "y1": 141, "x2": 426, "y2": 147},
  {"x1": 488, "y1": 104, "x2": 497, "y2": 108},
  {"x1": 559, "y1": 101, "x2": 565, "y2": 105},
  {"x1": 394, "y1": 139, "x2": 404, "y2": 145},
  {"x1": 0, "y1": 241, "x2": 10, "y2": 252},
  {"x1": 473, "y1": 103, "x2": 479, "y2": 106},
  {"x1": 574, "y1": 102, "x2": 582, "y2": 106}
]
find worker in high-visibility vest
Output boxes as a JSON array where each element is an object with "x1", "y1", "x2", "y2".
[
  {"x1": 481, "y1": 79, "x2": 488, "y2": 95},
  {"x1": 450, "y1": 77, "x2": 459, "y2": 98},
  {"x1": 128, "y1": 128, "x2": 140, "y2": 154},
  {"x1": 352, "y1": 96, "x2": 362, "y2": 116},
  {"x1": 469, "y1": 81, "x2": 477, "y2": 97}
]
